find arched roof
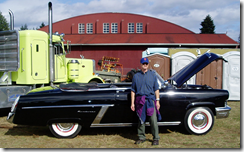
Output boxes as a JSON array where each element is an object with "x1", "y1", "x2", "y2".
[
  {"x1": 39, "y1": 12, "x2": 238, "y2": 46},
  {"x1": 41, "y1": 12, "x2": 194, "y2": 34}
]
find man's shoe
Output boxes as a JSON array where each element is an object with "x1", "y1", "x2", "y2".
[
  {"x1": 134, "y1": 139, "x2": 146, "y2": 144},
  {"x1": 152, "y1": 140, "x2": 159, "y2": 145}
]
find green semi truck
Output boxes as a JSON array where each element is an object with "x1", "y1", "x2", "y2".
[{"x1": 0, "y1": 2, "x2": 104, "y2": 109}]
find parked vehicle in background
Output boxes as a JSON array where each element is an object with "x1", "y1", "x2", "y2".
[
  {"x1": 7, "y1": 52, "x2": 231, "y2": 138},
  {"x1": 96, "y1": 56, "x2": 123, "y2": 83}
]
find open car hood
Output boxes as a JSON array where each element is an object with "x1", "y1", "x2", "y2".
[{"x1": 168, "y1": 52, "x2": 225, "y2": 87}]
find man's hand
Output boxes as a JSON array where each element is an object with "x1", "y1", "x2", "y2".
[
  {"x1": 131, "y1": 91, "x2": 135, "y2": 111},
  {"x1": 155, "y1": 90, "x2": 160, "y2": 110},
  {"x1": 131, "y1": 104, "x2": 135, "y2": 111},
  {"x1": 156, "y1": 101, "x2": 160, "y2": 111}
]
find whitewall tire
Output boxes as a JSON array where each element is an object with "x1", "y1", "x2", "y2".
[
  {"x1": 49, "y1": 123, "x2": 81, "y2": 138},
  {"x1": 184, "y1": 107, "x2": 214, "y2": 135}
]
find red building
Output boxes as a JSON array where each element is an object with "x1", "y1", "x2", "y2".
[{"x1": 40, "y1": 12, "x2": 239, "y2": 74}]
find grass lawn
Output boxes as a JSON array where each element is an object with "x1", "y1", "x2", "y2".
[{"x1": 0, "y1": 101, "x2": 240, "y2": 148}]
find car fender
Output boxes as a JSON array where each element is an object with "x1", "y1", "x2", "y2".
[
  {"x1": 47, "y1": 118, "x2": 83, "y2": 125},
  {"x1": 186, "y1": 102, "x2": 216, "y2": 115}
]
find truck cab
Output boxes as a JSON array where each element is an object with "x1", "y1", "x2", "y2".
[{"x1": 0, "y1": 30, "x2": 104, "y2": 108}]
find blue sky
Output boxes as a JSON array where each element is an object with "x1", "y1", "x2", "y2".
[{"x1": 0, "y1": 0, "x2": 241, "y2": 42}]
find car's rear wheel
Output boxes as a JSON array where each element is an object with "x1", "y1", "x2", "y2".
[
  {"x1": 184, "y1": 107, "x2": 214, "y2": 135},
  {"x1": 49, "y1": 123, "x2": 81, "y2": 138}
]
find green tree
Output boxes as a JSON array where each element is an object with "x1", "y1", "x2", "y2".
[
  {"x1": 200, "y1": 15, "x2": 215, "y2": 34},
  {"x1": 39, "y1": 22, "x2": 45, "y2": 29},
  {"x1": 20, "y1": 24, "x2": 28, "y2": 30},
  {"x1": 0, "y1": 11, "x2": 9, "y2": 31}
]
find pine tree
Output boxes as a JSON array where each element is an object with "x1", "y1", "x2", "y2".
[
  {"x1": 200, "y1": 15, "x2": 215, "y2": 34},
  {"x1": 39, "y1": 22, "x2": 45, "y2": 29},
  {"x1": 20, "y1": 24, "x2": 28, "y2": 30},
  {"x1": 0, "y1": 11, "x2": 9, "y2": 31}
]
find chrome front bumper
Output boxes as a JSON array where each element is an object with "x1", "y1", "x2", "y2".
[
  {"x1": 215, "y1": 105, "x2": 231, "y2": 119},
  {"x1": 7, "y1": 112, "x2": 15, "y2": 123}
]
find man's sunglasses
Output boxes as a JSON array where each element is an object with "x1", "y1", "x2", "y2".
[{"x1": 142, "y1": 63, "x2": 148, "y2": 65}]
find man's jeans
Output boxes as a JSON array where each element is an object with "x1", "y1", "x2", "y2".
[{"x1": 137, "y1": 101, "x2": 160, "y2": 140}]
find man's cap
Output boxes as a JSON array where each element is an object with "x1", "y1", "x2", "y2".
[{"x1": 140, "y1": 57, "x2": 149, "y2": 64}]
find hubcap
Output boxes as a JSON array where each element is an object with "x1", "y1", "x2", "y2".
[
  {"x1": 56, "y1": 123, "x2": 74, "y2": 132},
  {"x1": 192, "y1": 113, "x2": 207, "y2": 129}
]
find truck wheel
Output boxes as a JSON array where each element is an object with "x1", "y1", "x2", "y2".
[
  {"x1": 126, "y1": 70, "x2": 136, "y2": 81},
  {"x1": 49, "y1": 123, "x2": 81, "y2": 138},
  {"x1": 184, "y1": 107, "x2": 214, "y2": 135}
]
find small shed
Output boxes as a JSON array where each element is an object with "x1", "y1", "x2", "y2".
[
  {"x1": 146, "y1": 53, "x2": 171, "y2": 80},
  {"x1": 171, "y1": 52, "x2": 197, "y2": 85},
  {"x1": 222, "y1": 51, "x2": 240, "y2": 100},
  {"x1": 196, "y1": 59, "x2": 223, "y2": 89}
]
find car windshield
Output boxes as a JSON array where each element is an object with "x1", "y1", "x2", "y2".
[{"x1": 152, "y1": 70, "x2": 165, "y2": 89}]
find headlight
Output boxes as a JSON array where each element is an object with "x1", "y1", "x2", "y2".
[{"x1": 11, "y1": 96, "x2": 20, "y2": 112}]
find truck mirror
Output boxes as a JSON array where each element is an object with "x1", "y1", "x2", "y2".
[
  {"x1": 54, "y1": 45, "x2": 57, "y2": 54},
  {"x1": 54, "y1": 43, "x2": 63, "y2": 55},
  {"x1": 66, "y1": 40, "x2": 71, "y2": 54}
]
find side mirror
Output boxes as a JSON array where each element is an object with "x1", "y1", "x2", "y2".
[
  {"x1": 163, "y1": 80, "x2": 168, "y2": 89},
  {"x1": 164, "y1": 80, "x2": 168, "y2": 86},
  {"x1": 66, "y1": 40, "x2": 71, "y2": 54}
]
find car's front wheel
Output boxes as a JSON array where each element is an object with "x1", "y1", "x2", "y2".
[
  {"x1": 184, "y1": 107, "x2": 214, "y2": 135},
  {"x1": 49, "y1": 123, "x2": 81, "y2": 138}
]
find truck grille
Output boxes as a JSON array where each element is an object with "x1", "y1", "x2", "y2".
[{"x1": 0, "y1": 30, "x2": 19, "y2": 71}]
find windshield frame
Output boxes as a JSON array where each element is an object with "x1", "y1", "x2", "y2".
[{"x1": 151, "y1": 69, "x2": 171, "y2": 89}]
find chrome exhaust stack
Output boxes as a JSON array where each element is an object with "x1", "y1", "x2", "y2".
[
  {"x1": 8, "y1": 9, "x2": 14, "y2": 30},
  {"x1": 48, "y1": 2, "x2": 55, "y2": 85}
]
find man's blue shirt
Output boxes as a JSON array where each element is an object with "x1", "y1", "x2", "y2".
[{"x1": 131, "y1": 70, "x2": 159, "y2": 100}]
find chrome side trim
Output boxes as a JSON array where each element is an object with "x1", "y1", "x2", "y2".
[
  {"x1": 59, "y1": 89, "x2": 87, "y2": 92},
  {"x1": 91, "y1": 106, "x2": 111, "y2": 124},
  {"x1": 91, "y1": 123, "x2": 134, "y2": 127},
  {"x1": 6, "y1": 112, "x2": 15, "y2": 123},
  {"x1": 90, "y1": 121, "x2": 181, "y2": 127},
  {"x1": 22, "y1": 104, "x2": 114, "y2": 110},
  {"x1": 88, "y1": 88, "x2": 129, "y2": 91},
  {"x1": 61, "y1": 87, "x2": 130, "y2": 92},
  {"x1": 215, "y1": 105, "x2": 231, "y2": 119}
]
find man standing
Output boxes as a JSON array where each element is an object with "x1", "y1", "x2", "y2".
[{"x1": 131, "y1": 57, "x2": 161, "y2": 146}]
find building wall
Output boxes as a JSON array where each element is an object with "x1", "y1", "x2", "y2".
[
  {"x1": 66, "y1": 47, "x2": 240, "y2": 76},
  {"x1": 66, "y1": 45, "x2": 148, "y2": 75}
]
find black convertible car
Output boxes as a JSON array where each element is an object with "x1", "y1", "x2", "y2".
[{"x1": 7, "y1": 52, "x2": 231, "y2": 138}]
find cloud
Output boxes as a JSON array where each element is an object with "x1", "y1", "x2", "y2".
[
  {"x1": 0, "y1": 0, "x2": 51, "y2": 28},
  {"x1": 0, "y1": 0, "x2": 240, "y2": 41},
  {"x1": 143, "y1": 0, "x2": 240, "y2": 40}
]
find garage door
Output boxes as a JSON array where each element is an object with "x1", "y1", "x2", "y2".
[{"x1": 222, "y1": 51, "x2": 240, "y2": 101}]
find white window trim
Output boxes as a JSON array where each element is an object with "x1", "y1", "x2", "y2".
[
  {"x1": 136, "y1": 23, "x2": 143, "y2": 33},
  {"x1": 78, "y1": 23, "x2": 85, "y2": 34},
  {"x1": 86, "y1": 23, "x2": 93, "y2": 34},
  {"x1": 111, "y1": 23, "x2": 118, "y2": 33},
  {"x1": 128, "y1": 23, "x2": 134, "y2": 33},
  {"x1": 103, "y1": 23, "x2": 110, "y2": 33}
]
